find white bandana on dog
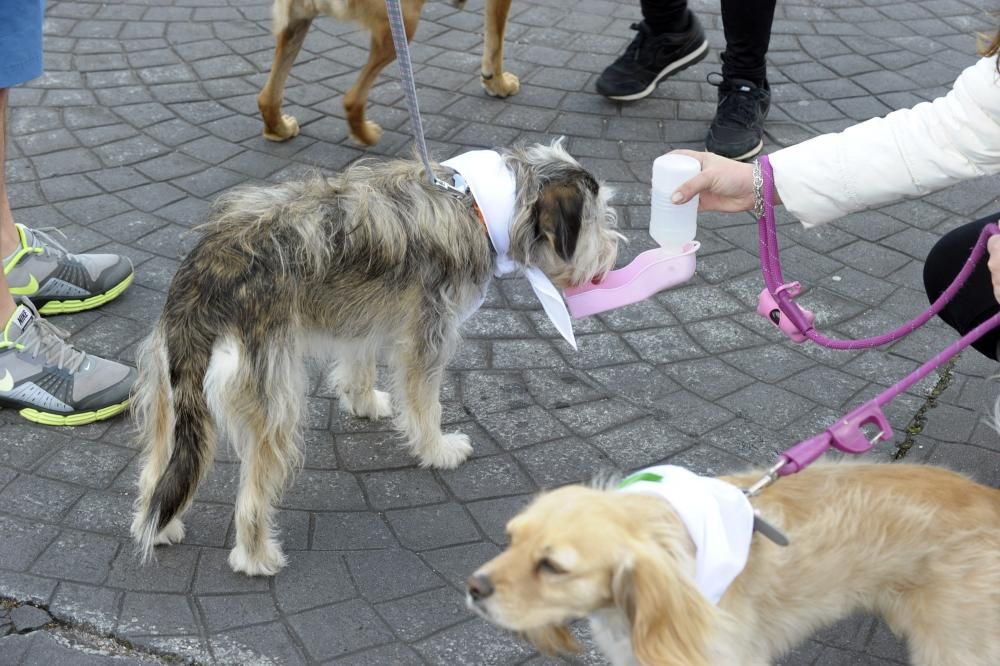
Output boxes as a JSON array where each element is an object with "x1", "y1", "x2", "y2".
[
  {"x1": 618, "y1": 465, "x2": 754, "y2": 604},
  {"x1": 442, "y1": 150, "x2": 577, "y2": 350}
]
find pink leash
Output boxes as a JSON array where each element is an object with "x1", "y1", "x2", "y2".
[{"x1": 744, "y1": 155, "x2": 1000, "y2": 496}]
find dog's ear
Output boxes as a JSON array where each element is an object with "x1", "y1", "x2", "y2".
[
  {"x1": 612, "y1": 546, "x2": 714, "y2": 666},
  {"x1": 535, "y1": 181, "x2": 584, "y2": 262},
  {"x1": 523, "y1": 625, "x2": 579, "y2": 655}
]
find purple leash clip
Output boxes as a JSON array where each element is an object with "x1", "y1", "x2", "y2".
[{"x1": 778, "y1": 401, "x2": 892, "y2": 476}]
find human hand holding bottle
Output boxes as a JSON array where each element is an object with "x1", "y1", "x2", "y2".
[{"x1": 668, "y1": 150, "x2": 781, "y2": 213}]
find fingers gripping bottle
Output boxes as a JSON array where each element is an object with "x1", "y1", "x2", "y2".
[{"x1": 650, "y1": 154, "x2": 700, "y2": 254}]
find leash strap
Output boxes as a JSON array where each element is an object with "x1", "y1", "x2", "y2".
[
  {"x1": 757, "y1": 154, "x2": 1000, "y2": 349},
  {"x1": 384, "y1": 0, "x2": 462, "y2": 193},
  {"x1": 745, "y1": 156, "x2": 1000, "y2": 489}
]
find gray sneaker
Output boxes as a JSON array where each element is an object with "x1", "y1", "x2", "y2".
[
  {"x1": 3, "y1": 224, "x2": 133, "y2": 315},
  {"x1": 0, "y1": 302, "x2": 136, "y2": 425}
]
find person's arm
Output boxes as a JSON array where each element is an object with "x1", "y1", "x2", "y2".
[
  {"x1": 672, "y1": 55, "x2": 1000, "y2": 227},
  {"x1": 770, "y1": 55, "x2": 1000, "y2": 227}
]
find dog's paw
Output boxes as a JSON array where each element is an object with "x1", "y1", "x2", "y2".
[
  {"x1": 153, "y1": 518, "x2": 185, "y2": 546},
  {"x1": 418, "y1": 432, "x2": 473, "y2": 469},
  {"x1": 263, "y1": 113, "x2": 300, "y2": 142},
  {"x1": 346, "y1": 389, "x2": 393, "y2": 420},
  {"x1": 349, "y1": 120, "x2": 383, "y2": 146},
  {"x1": 228, "y1": 540, "x2": 287, "y2": 577},
  {"x1": 483, "y1": 71, "x2": 520, "y2": 98}
]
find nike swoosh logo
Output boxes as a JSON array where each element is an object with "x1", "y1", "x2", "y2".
[
  {"x1": 0, "y1": 370, "x2": 13, "y2": 392},
  {"x1": 9, "y1": 274, "x2": 39, "y2": 296}
]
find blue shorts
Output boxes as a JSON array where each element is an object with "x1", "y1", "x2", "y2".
[{"x1": 0, "y1": 0, "x2": 44, "y2": 88}]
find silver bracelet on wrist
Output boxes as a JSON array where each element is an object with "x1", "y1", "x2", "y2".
[{"x1": 751, "y1": 158, "x2": 764, "y2": 219}]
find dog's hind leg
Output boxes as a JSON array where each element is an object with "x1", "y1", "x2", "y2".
[
  {"x1": 258, "y1": 2, "x2": 314, "y2": 142},
  {"x1": 226, "y1": 343, "x2": 304, "y2": 576},
  {"x1": 481, "y1": 0, "x2": 518, "y2": 97},
  {"x1": 331, "y1": 339, "x2": 392, "y2": 420},
  {"x1": 131, "y1": 329, "x2": 186, "y2": 551},
  {"x1": 391, "y1": 330, "x2": 471, "y2": 469}
]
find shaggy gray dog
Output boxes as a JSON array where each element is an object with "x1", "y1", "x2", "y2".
[{"x1": 131, "y1": 140, "x2": 621, "y2": 575}]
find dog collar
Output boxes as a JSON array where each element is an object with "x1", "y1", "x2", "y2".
[
  {"x1": 618, "y1": 465, "x2": 754, "y2": 604},
  {"x1": 443, "y1": 150, "x2": 577, "y2": 350}
]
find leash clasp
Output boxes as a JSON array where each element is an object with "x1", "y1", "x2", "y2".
[
  {"x1": 433, "y1": 176, "x2": 469, "y2": 197},
  {"x1": 756, "y1": 282, "x2": 816, "y2": 343},
  {"x1": 777, "y1": 400, "x2": 893, "y2": 476},
  {"x1": 743, "y1": 458, "x2": 788, "y2": 498}
]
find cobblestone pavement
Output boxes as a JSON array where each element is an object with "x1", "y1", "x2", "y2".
[{"x1": 2, "y1": 0, "x2": 998, "y2": 663}]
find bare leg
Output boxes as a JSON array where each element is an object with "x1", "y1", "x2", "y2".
[
  {"x1": 258, "y1": 18, "x2": 313, "y2": 142},
  {"x1": 1, "y1": 88, "x2": 19, "y2": 325},
  {"x1": 480, "y1": 0, "x2": 519, "y2": 97}
]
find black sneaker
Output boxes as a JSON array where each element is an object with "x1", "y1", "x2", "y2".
[
  {"x1": 596, "y1": 17, "x2": 709, "y2": 101},
  {"x1": 705, "y1": 77, "x2": 771, "y2": 161}
]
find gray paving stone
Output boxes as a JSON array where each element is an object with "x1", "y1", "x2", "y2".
[
  {"x1": 386, "y1": 503, "x2": 480, "y2": 551},
  {"x1": 288, "y1": 600, "x2": 392, "y2": 659},
  {"x1": 118, "y1": 592, "x2": 198, "y2": 637},
  {"x1": 375, "y1": 586, "x2": 470, "y2": 641},
  {"x1": 51, "y1": 582, "x2": 119, "y2": 634},
  {"x1": 32, "y1": 530, "x2": 120, "y2": 584},
  {"x1": 10, "y1": 605, "x2": 52, "y2": 632}
]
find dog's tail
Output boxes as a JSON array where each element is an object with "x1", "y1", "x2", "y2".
[{"x1": 131, "y1": 317, "x2": 217, "y2": 562}]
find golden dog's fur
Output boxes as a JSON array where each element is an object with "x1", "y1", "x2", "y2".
[
  {"x1": 259, "y1": 0, "x2": 519, "y2": 145},
  {"x1": 469, "y1": 463, "x2": 1000, "y2": 665}
]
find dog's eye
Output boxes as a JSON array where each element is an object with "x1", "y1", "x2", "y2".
[{"x1": 536, "y1": 558, "x2": 566, "y2": 575}]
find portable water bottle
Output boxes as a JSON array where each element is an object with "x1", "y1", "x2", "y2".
[
  {"x1": 650, "y1": 154, "x2": 700, "y2": 253},
  {"x1": 563, "y1": 154, "x2": 701, "y2": 318}
]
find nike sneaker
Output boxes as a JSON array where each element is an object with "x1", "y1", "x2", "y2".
[
  {"x1": 595, "y1": 15, "x2": 709, "y2": 101},
  {"x1": 0, "y1": 302, "x2": 136, "y2": 425},
  {"x1": 3, "y1": 224, "x2": 133, "y2": 315}
]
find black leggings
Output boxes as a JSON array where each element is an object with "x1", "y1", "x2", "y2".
[
  {"x1": 923, "y1": 212, "x2": 1000, "y2": 360},
  {"x1": 640, "y1": 0, "x2": 777, "y2": 84}
]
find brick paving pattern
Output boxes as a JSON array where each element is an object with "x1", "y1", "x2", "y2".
[{"x1": 1, "y1": 0, "x2": 998, "y2": 663}]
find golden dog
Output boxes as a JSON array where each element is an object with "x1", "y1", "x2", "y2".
[{"x1": 469, "y1": 463, "x2": 1000, "y2": 665}]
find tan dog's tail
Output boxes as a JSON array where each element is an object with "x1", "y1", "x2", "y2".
[{"x1": 130, "y1": 319, "x2": 216, "y2": 562}]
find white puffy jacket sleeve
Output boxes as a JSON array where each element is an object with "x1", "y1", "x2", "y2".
[{"x1": 769, "y1": 55, "x2": 1000, "y2": 228}]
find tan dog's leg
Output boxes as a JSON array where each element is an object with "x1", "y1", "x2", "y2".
[
  {"x1": 343, "y1": 27, "x2": 394, "y2": 145},
  {"x1": 258, "y1": 17, "x2": 313, "y2": 142},
  {"x1": 481, "y1": 0, "x2": 519, "y2": 97},
  {"x1": 343, "y1": 0, "x2": 417, "y2": 148}
]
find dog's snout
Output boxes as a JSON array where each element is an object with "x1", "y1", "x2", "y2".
[{"x1": 467, "y1": 573, "x2": 495, "y2": 601}]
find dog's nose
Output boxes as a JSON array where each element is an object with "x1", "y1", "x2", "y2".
[{"x1": 467, "y1": 573, "x2": 494, "y2": 601}]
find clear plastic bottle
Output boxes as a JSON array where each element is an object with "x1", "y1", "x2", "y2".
[{"x1": 650, "y1": 154, "x2": 700, "y2": 253}]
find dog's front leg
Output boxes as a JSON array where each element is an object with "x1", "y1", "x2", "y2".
[
  {"x1": 481, "y1": 0, "x2": 519, "y2": 97},
  {"x1": 392, "y1": 338, "x2": 471, "y2": 469}
]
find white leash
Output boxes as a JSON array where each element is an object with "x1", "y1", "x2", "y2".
[{"x1": 384, "y1": 0, "x2": 463, "y2": 194}]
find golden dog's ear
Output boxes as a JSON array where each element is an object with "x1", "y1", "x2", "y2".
[
  {"x1": 612, "y1": 546, "x2": 714, "y2": 666},
  {"x1": 523, "y1": 625, "x2": 579, "y2": 655},
  {"x1": 535, "y1": 181, "x2": 584, "y2": 261}
]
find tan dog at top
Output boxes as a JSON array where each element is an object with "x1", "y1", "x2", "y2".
[
  {"x1": 468, "y1": 463, "x2": 1000, "y2": 665},
  {"x1": 258, "y1": 0, "x2": 519, "y2": 145}
]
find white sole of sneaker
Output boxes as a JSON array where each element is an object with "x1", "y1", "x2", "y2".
[
  {"x1": 725, "y1": 140, "x2": 764, "y2": 162},
  {"x1": 606, "y1": 39, "x2": 710, "y2": 102}
]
